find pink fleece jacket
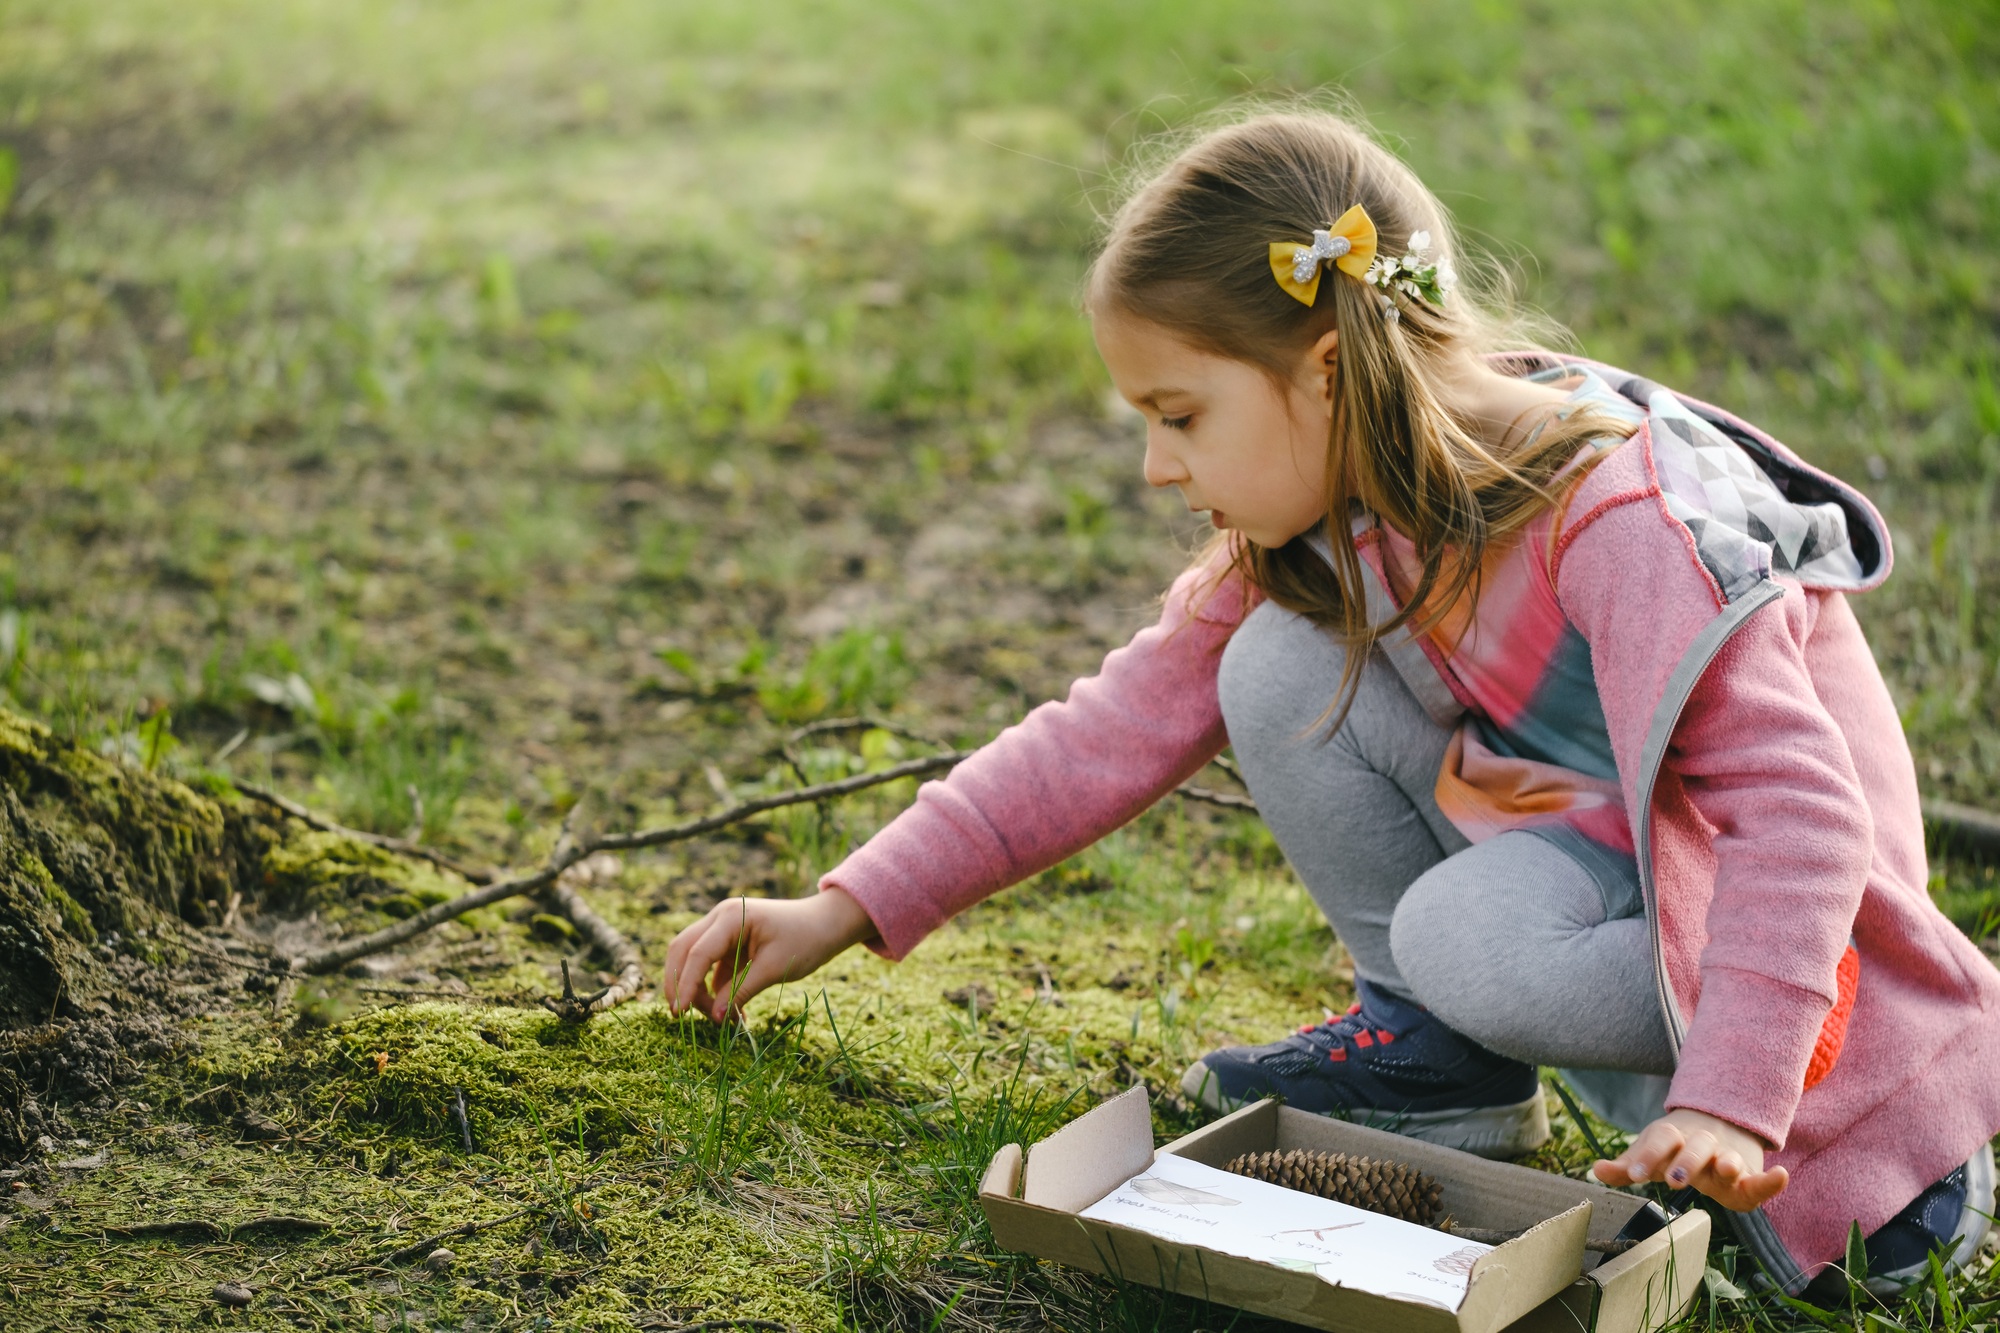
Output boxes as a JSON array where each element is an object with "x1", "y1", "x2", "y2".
[{"x1": 821, "y1": 359, "x2": 2000, "y2": 1279}]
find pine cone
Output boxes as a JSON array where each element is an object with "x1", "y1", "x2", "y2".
[{"x1": 1223, "y1": 1148, "x2": 1443, "y2": 1226}]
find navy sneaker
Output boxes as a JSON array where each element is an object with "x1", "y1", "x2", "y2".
[
  {"x1": 1178, "y1": 979, "x2": 1549, "y2": 1158},
  {"x1": 1857, "y1": 1143, "x2": 1996, "y2": 1296}
]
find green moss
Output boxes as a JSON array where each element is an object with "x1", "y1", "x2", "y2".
[
  {"x1": 0, "y1": 815, "x2": 97, "y2": 1019},
  {"x1": 529, "y1": 910, "x2": 578, "y2": 941},
  {"x1": 0, "y1": 702, "x2": 484, "y2": 1025},
  {"x1": 38, "y1": 876, "x2": 96, "y2": 946},
  {"x1": 257, "y1": 827, "x2": 466, "y2": 928}
]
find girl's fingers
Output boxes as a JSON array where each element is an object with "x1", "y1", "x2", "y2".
[
  {"x1": 674, "y1": 906, "x2": 751, "y2": 1018},
  {"x1": 662, "y1": 917, "x2": 705, "y2": 1013},
  {"x1": 714, "y1": 949, "x2": 790, "y2": 1020},
  {"x1": 665, "y1": 903, "x2": 730, "y2": 1013},
  {"x1": 706, "y1": 931, "x2": 756, "y2": 1017},
  {"x1": 1608, "y1": 1120, "x2": 1688, "y2": 1183},
  {"x1": 1738, "y1": 1164, "x2": 1789, "y2": 1209},
  {"x1": 1663, "y1": 1131, "x2": 1720, "y2": 1189},
  {"x1": 1591, "y1": 1114, "x2": 1787, "y2": 1212}
]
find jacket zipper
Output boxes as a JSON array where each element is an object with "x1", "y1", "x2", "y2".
[
  {"x1": 1632, "y1": 578, "x2": 1787, "y2": 1054},
  {"x1": 1628, "y1": 579, "x2": 1810, "y2": 1295}
]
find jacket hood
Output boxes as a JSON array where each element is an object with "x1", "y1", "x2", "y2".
[{"x1": 1565, "y1": 357, "x2": 1893, "y2": 600}]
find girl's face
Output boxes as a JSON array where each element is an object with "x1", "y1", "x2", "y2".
[{"x1": 1093, "y1": 312, "x2": 1334, "y2": 549}]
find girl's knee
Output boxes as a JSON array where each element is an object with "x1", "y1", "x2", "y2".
[
  {"x1": 1217, "y1": 601, "x2": 1346, "y2": 745},
  {"x1": 1387, "y1": 869, "x2": 1490, "y2": 1001}
]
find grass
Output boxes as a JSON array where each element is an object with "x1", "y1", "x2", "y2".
[{"x1": 0, "y1": 0, "x2": 1997, "y2": 1328}]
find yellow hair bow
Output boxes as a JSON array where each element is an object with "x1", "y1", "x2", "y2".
[{"x1": 1268, "y1": 204, "x2": 1378, "y2": 306}]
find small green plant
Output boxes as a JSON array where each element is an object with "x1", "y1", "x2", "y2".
[
  {"x1": 679, "y1": 985, "x2": 809, "y2": 1189},
  {"x1": 522, "y1": 1100, "x2": 606, "y2": 1254},
  {"x1": 1173, "y1": 924, "x2": 1217, "y2": 979},
  {"x1": 480, "y1": 252, "x2": 523, "y2": 333},
  {"x1": 655, "y1": 637, "x2": 768, "y2": 700},
  {"x1": 758, "y1": 627, "x2": 913, "y2": 724},
  {"x1": 138, "y1": 707, "x2": 180, "y2": 770}
]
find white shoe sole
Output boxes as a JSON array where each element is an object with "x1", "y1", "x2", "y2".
[{"x1": 1179, "y1": 1059, "x2": 1551, "y2": 1160}]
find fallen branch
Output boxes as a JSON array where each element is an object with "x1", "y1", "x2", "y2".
[
  {"x1": 1175, "y1": 782, "x2": 1258, "y2": 811},
  {"x1": 284, "y1": 751, "x2": 969, "y2": 976},
  {"x1": 236, "y1": 781, "x2": 496, "y2": 885},
  {"x1": 541, "y1": 959, "x2": 609, "y2": 1021},
  {"x1": 1927, "y1": 799, "x2": 2000, "y2": 864},
  {"x1": 271, "y1": 740, "x2": 1270, "y2": 986},
  {"x1": 541, "y1": 857, "x2": 646, "y2": 1018},
  {"x1": 363, "y1": 1206, "x2": 534, "y2": 1268},
  {"x1": 785, "y1": 715, "x2": 942, "y2": 749},
  {"x1": 588, "y1": 750, "x2": 970, "y2": 855},
  {"x1": 102, "y1": 1215, "x2": 333, "y2": 1243},
  {"x1": 288, "y1": 856, "x2": 575, "y2": 976}
]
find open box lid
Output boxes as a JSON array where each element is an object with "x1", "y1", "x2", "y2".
[{"x1": 980, "y1": 1087, "x2": 1595, "y2": 1333}]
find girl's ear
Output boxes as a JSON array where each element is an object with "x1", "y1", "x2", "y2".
[{"x1": 1308, "y1": 329, "x2": 1340, "y2": 409}]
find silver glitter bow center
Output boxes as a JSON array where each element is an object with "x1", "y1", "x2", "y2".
[{"x1": 1290, "y1": 228, "x2": 1352, "y2": 284}]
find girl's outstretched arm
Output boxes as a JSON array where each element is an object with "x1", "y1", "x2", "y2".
[
  {"x1": 817, "y1": 557, "x2": 1254, "y2": 962},
  {"x1": 664, "y1": 555, "x2": 1256, "y2": 1018}
]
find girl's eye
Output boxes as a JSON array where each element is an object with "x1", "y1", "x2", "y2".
[{"x1": 1161, "y1": 415, "x2": 1192, "y2": 431}]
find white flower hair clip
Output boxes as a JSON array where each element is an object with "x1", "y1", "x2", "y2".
[{"x1": 1363, "y1": 230, "x2": 1457, "y2": 323}]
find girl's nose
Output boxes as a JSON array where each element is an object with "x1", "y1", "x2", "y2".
[{"x1": 1142, "y1": 433, "x2": 1190, "y2": 490}]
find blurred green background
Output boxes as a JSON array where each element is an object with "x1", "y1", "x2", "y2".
[
  {"x1": 3, "y1": 0, "x2": 1995, "y2": 826},
  {"x1": 0, "y1": 1, "x2": 1996, "y2": 1328}
]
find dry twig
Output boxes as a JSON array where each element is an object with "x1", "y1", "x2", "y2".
[
  {"x1": 102, "y1": 1215, "x2": 333, "y2": 1242},
  {"x1": 236, "y1": 781, "x2": 496, "y2": 884},
  {"x1": 282, "y1": 751, "x2": 969, "y2": 977},
  {"x1": 362, "y1": 1206, "x2": 535, "y2": 1268},
  {"x1": 540, "y1": 853, "x2": 646, "y2": 1017},
  {"x1": 1926, "y1": 799, "x2": 2000, "y2": 863},
  {"x1": 263, "y1": 733, "x2": 1268, "y2": 992},
  {"x1": 450, "y1": 1086, "x2": 474, "y2": 1153},
  {"x1": 785, "y1": 715, "x2": 942, "y2": 749},
  {"x1": 1175, "y1": 782, "x2": 1258, "y2": 811}
]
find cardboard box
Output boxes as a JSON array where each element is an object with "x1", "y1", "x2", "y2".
[{"x1": 979, "y1": 1087, "x2": 1710, "y2": 1333}]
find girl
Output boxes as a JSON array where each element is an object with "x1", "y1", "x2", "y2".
[{"x1": 665, "y1": 110, "x2": 2000, "y2": 1295}]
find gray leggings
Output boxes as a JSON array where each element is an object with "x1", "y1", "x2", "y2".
[{"x1": 1218, "y1": 601, "x2": 1677, "y2": 1080}]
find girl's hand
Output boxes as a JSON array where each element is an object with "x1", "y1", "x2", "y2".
[
  {"x1": 1591, "y1": 1109, "x2": 1789, "y2": 1211},
  {"x1": 663, "y1": 889, "x2": 877, "y2": 1023}
]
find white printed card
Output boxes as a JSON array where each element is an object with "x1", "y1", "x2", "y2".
[{"x1": 1078, "y1": 1151, "x2": 1492, "y2": 1311}]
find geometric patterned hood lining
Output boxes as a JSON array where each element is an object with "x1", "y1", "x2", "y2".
[{"x1": 1594, "y1": 367, "x2": 1889, "y2": 601}]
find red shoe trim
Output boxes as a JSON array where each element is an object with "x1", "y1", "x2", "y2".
[
  {"x1": 1376, "y1": 1030, "x2": 1395, "y2": 1044},
  {"x1": 1354, "y1": 1031, "x2": 1374, "y2": 1049},
  {"x1": 1328, "y1": 1048, "x2": 1347, "y2": 1062}
]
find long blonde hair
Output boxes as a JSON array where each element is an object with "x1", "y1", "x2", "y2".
[{"x1": 1087, "y1": 109, "x2": 1626, "y2": 726}]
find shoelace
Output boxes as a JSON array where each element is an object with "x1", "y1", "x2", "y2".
[{"x1": 1295, "y1": 1001, "x2": 1399, "y2": 1063}]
